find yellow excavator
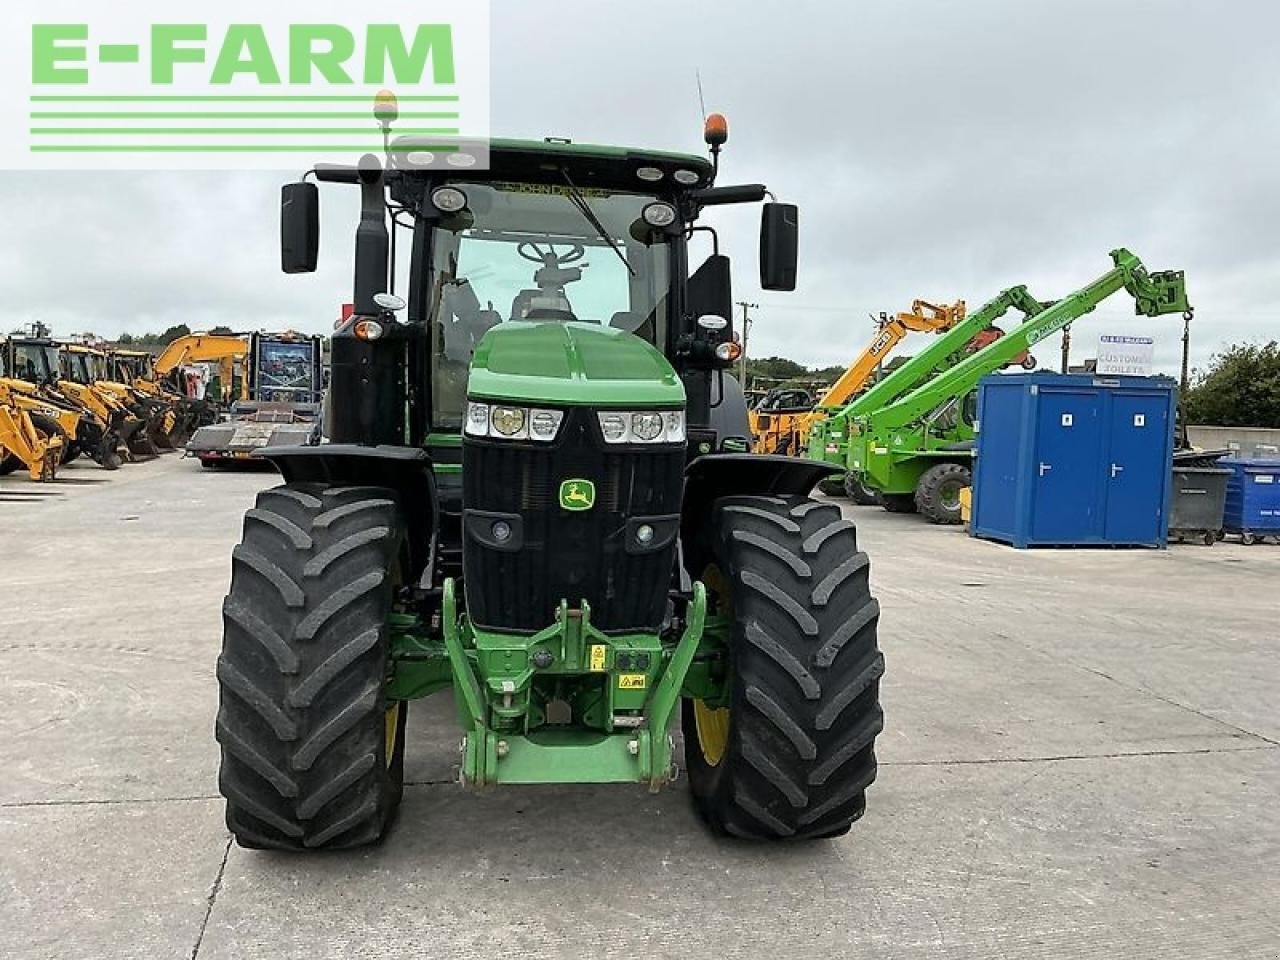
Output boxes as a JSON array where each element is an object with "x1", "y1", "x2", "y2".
[
  {"x1": 153, "y1": 334, "x2": 248, "y2": 386},
  {"x1": 750, "y1": 299, "x2": 965, "y2": 455}
]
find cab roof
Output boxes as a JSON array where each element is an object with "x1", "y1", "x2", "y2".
[
  {"x1": 389, "y1": 136, "x2": 716, "y2": 193},
  {"x1": 490, "y1": 138, "x2": 711, "y2": 170}
]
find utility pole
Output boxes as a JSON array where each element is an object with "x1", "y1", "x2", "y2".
[{"x1": 736, "y1": 300, "x2": 758, "y2": 384}]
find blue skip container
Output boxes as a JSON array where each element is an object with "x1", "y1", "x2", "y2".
[{"x1": 1222, "y1": 458, "x2": 1280, "y2": 544}]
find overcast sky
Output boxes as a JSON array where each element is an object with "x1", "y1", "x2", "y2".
[{"x1": 4, "y1": 0, "x2": 1275, "y2": 375}]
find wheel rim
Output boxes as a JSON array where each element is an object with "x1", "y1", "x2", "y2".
[
  {"x1": 384, "y1": 702, "x2": 402, "y2": 767},
  {"x1": 940, "y1": 481, "x2": 963, "y2": 511},
  {"x1": 693, "y1": 700, "x2": 730, "y2": 767},
  {"x1": 694, "y1": 562, "x2": 733, "y2": 768}
]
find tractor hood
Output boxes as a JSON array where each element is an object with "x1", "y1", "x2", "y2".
[{"x1": 467, "y1": 321, "x2": 684, "y2": 408}]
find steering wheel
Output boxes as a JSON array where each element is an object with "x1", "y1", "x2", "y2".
[{"x1": 517, "y1": 241, "x2": 586, "y2": 266}]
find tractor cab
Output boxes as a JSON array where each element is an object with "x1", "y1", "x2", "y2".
[
  {"x1": 4, "y1": 338, "x2": 61, "y2": 387},
  {"x1": 60, "y1": 343, "x2": 115, "y2": 388}
]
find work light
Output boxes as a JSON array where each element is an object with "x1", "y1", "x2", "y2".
[
  {"x1": 642, "y1": 202, "x2": 677, "y2": 228},
  {"x1": 431, "y1": 186, "x2": 468, "y2": 213}
]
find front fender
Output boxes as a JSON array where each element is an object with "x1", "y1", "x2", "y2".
[
  {"x1": 258, "y1": 444, "x2": 438, "y2": 581},
  {"x1": 680, "y1": 453, "x2": 841, "y2": 572}
]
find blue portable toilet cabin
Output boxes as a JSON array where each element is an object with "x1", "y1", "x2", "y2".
[{"x1": 970, "y1": 373, "x2": 1177, "y2": 548}]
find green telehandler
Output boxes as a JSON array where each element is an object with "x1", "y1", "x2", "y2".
[
  {"x1": 807, "y1": 249, "x2": 1189, "y2": 522},
  {"x1": 215, "y1": 107, "x2": 885, "y2": 849}
]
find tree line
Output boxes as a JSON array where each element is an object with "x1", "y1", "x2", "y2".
[{"x1": 748, "y1": 343, "x2": 1280, "y2": 428}]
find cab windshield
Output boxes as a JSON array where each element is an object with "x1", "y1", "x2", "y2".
[
  {"x1": 425, "y1": 182, "x2": 673, "y2": 428},
  {"x1": 62, "y1": 352, "x2": 92, "y2": 384},
  {"x1": 115, "y1": 356, "x2": 148, "y2": 380},
  {"x1": 257, "y1": 340, "x2": 316, "y2": 396},
  {"x1": 13, "y1": 344, "x2": 59, "y2": 383}
]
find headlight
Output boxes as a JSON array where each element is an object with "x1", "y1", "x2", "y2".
[
  {"x1": 490, "y1": 405, "x2": 527, "y2": 438},
  {"x1": 663, "y1": 410, "x2": 685, "y2": 442},
  {"x1": 599, "y1": 412, "x2": 627, "y2": 443},
  {"x1": 465, "y1": 401, "x2": 490, "y2": 437},
  {"x1": 529, "y1": 409, "x2": 564, "y2": 441},
  {"x1": 464, "y1": 402, "x2": 563, "y2": 443},
  {"x1": 631, "y1": 412, "x2": 663, "y2": 441},
  {"x1": 597, "y1": 409, "x2": 685, "y2": 445}
]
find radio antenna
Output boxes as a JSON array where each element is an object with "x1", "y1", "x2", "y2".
[{"x1": 696, "y1": 69, "x2": 708, "y2": 122}]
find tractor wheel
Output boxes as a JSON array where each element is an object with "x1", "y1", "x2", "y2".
[
  {"x1": 685, "y1": 495, "x2": 884, "y2": 840},
  {"x1": 815, "y1": 475, "x2": 845, "y2": 497},
  {"x1": 216, "y1": 483, "x2": 408, "y2": 850},
  {"x1": 914, "y1": 463, "x2": 971, "y2": 525},
  {"x1": 880, "y1": 493, "x2": 917, "y2": 513},
  {"x1": 844, "y1": 473, "x2": 882, "y2": 506}
]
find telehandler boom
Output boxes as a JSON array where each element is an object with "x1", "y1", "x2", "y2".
[
  {"x1": 811, "y1": 249, "x2": 1188, "y2": 522},
  {"x1": 751, "y1": 299, "x2": 966, "y2": 455}
]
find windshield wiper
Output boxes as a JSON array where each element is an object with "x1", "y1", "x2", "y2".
[{"x1": 560, "y1": 170, "x2": 636, "y2": 278}]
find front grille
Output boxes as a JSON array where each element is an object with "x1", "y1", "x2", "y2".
[{"x1": 462, "y1": 408, "x2": 683, "y2": 632}]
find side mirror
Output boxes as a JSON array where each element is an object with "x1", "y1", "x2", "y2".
[
  {"x1": 760, "y1": 202, "x2": 798, "y2": 291},
  {"x1": 281, "y1": 182, "x2": 319, "y2": 274}
]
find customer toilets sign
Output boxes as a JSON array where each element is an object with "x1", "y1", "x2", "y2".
[
  {"x1": 1096, "y1": 335, "x2": 1155, "y2": 376},
  {"x1": 4, "y1": 0, "x2": 490, "y2": 169}
]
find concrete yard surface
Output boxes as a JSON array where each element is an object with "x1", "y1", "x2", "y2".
[{"x1": 2, "y1": 453, "x2": 1277, "y2": 959}]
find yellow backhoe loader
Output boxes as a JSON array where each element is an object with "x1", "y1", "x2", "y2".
[
  {"x1": 57, "y1": 342, "x2": 155, "y2": 458},
  {"x1": 0, "y1": 366, "x2": 62, "y2": 481},
  {"x1": 1, "y1": 339, "x2": 122, "y2": 470},
  {"x1": 103, "y1": 347, "x2": 195, "y2": 449}
]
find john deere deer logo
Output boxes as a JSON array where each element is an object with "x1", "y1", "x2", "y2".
[{"x1": 559, "y1": 478, "x2": 595, "y2": 511}]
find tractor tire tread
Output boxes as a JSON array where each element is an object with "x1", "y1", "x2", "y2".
[
  {"x1": 914, "y1": 462, "x2": 971, "y2": 525},
  {"x1": 217, "y1": 482, "x2": 406, "y2": 851},
  {"x1": 686, "y1": 495, "x2": 883, "y2": 840}
]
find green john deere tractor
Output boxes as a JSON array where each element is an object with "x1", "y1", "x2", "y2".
[{"x1": 216, "y1": 111, "x2": 884, "y2": 849}]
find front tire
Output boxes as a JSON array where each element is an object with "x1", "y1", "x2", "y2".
[
  {"x1": 844, "y1": 472, "x2": 882, "y2": 506},
  {"x1": 881, "y1": 493, "x2": 917, "y2": 513},
  {"x1": 216, "y1": 483, "x2": 407, "y2": 850},
  {"x1": 685, "y1": 495, "x2": 884, "y2": 840},
  {"x1": 915, "y1": 462, "x2": 971, "y2": 524}
]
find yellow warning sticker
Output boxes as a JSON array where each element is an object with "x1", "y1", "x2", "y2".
[
  {"x1": 618, "y1": 674, "x2": 647, "y2": 690},
  {"x1": 588, "y1": 645, "x2": 606, "y2": 672}
]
